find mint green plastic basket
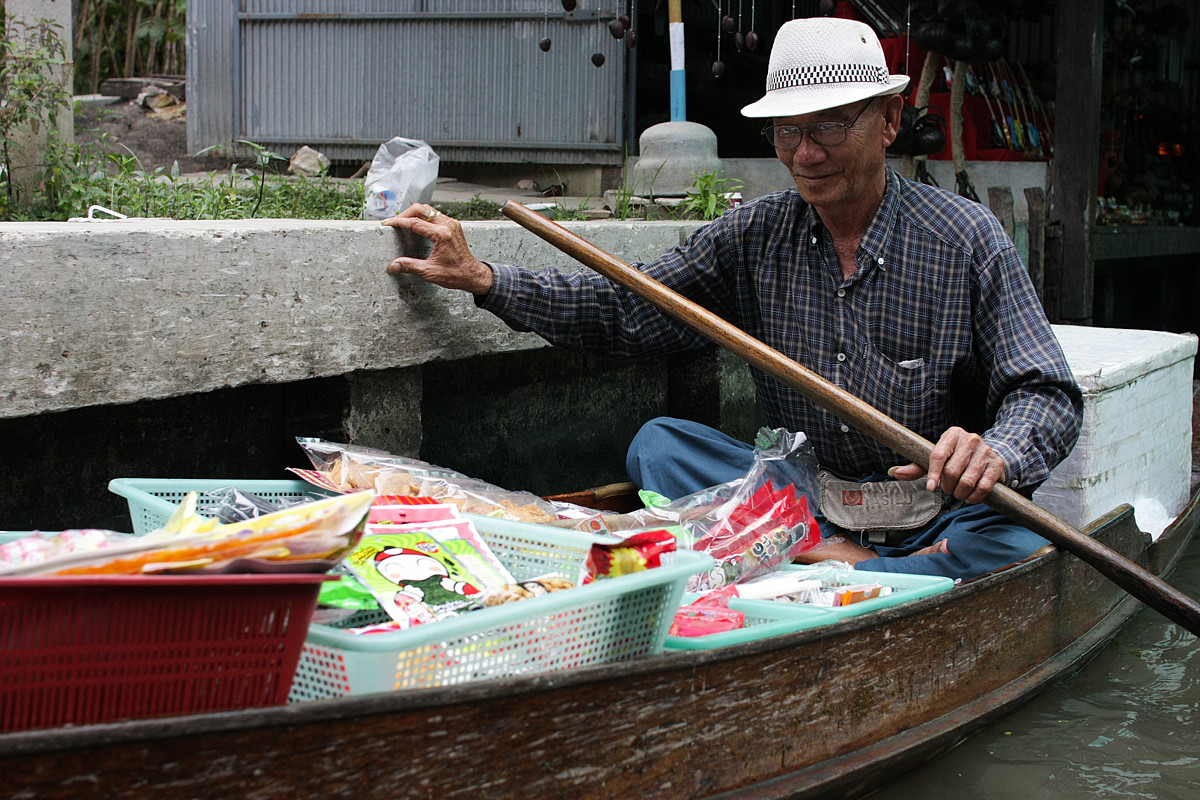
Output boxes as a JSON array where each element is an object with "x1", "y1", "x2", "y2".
[
  {"x1": 109, "y1": 478, "x2": 337, "y2": 534},
  {"x1": 664, "y1": 595, "x2": 841, "y2": 650},
  {"x1": 774, "y1": 564, "x2": 955, "y2": 618},
  {"x1": 289, "y1": 514, "x2": 714, "y2": 699}
]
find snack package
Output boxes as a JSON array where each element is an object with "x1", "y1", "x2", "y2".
[
  {"x1": 582, "y1": 529, "x2": 678, "y2": 584},
  {"x1": 0, "y1": 529, "x2": 129, "y2": 569},
  {"x1": 478, "y1": 575, "x2": 575, "y2": 607},
  {"x1": 200, "y1": 486, "x2": 309, "y2": 523},
  {"x1": 293, "y1": 437, "x2": 575, "y2": 523},
  {"x1": 669, "y1": 590, "x2": 746, "y2": 637},
  {"x1": 743, "y1": 563, "x2": 892, "y2": 607},
  {"x1": 8, "y1": 490, "x2": 374, "y2": 577},
  {"x1": 365, "y1": 517, "x2": 514, "y2": 585},
  {"x1": 612, "y1": 429, "x2": 821, "y2": 591},
  {"x1": 344, "y1": 531, "x2": 486, "y2": 627}
]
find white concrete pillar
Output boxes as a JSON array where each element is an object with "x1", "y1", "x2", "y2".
[{"x1": 4, "y1": 0, "x2": 74, "y2": 207}]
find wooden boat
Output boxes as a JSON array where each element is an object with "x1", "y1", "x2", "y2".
[{"x1": 2, "y1": 479, "x2": 1197, "y2": 799}]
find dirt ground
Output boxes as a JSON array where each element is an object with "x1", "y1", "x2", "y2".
[{"x1": 74, "y1": 99, "x2": 233, "y2": 174}]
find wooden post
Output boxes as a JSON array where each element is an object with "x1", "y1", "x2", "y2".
[
  {"x1": 667, "y1": 0, "x2": 686, "y2": 121},
  {"x1": 987, "y1": 186, "x2": 1015, "y2": 240},
  {"x1": 1046, "y1": 0, "x2": 1103, "y2": 324},
  {"x1": 1024, "y1": 186, "x2": 1046, "y2": 302}
]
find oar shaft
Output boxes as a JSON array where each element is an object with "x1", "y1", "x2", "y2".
[{"x1": 500, "y1": 200, "x2": 1200, "y2": 637}]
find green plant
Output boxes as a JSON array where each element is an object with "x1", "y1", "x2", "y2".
[
  {"x1": 0, "y1": 15, "x2": 73, "y2": 217},
  {"x1": 23, "y1": 134, "x2": 365, "y2": 222},
  {"x1": 434, "y1": 193, "x2": 504, "y2": 221},
  {"x1": 679, "y1": 170, "x2": 744, "y2": 221},
  {"x1": 606, "y1": 154, "x2": 664, "y2": 221}
]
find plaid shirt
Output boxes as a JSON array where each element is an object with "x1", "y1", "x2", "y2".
[{"x1": 482, "y1": 167, "x2": 1083, "y2": 489}]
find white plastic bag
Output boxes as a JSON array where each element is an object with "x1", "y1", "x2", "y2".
[{"x1": 362, "y1": 137, "x2": 440, "y2": 220}]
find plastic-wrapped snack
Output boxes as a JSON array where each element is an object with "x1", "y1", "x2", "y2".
[
  {"x1": 670, "y1": 589, "x2": 746, "y2": 637},
  {"x1": 344, "y1": 531, "x2": 486, "y2": 626},
  {"x1": 582, "y1": 529, "x2": 677, "y2": 584},
  {"x1": 479, "y1": 575, "x2": 575, "y2": 607},
  {"x1": 0, "y1": 529, "x2": 129, "y2": 570},
  {"x1": 604, "y1": 428, "x2": 821, "y2": 591},
  {"x1": 294, "y1": 437, "x2": 569, "y2": 523},
  {"x1": 200, "y1": 486, "x2": 308, "y2": 523},
  {"x1": 12, "y1": 491, "x2": 374, "y2": 576}
]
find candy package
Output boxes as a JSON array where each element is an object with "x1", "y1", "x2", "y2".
[
  {"x1": 0, "y1": 529, "x2": 131, "y2": 570},
  {"x1": 582, "y1": 528, "x2": 678, "y2": 585},
  {"x1": 604, "y1": 428, "x2": 821, "y2": 591},
  {"x1": 343, "y1": 531, "x2": 487, "y2": 628},
  {"x1": 669, "y1": 587, "x2": 745, "y2": 637},
  {"x1": 293, "y1": 437, "x2": 577, "y2": 523},
  {"x1": 200, "y1": 486, "x2": 309, "y2": 523},
  {"x1": 2, "y1": 490, "x2": 374, "y2": 576}
]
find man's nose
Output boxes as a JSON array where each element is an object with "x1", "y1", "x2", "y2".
[{"x1": 788, "y1": 135, "x2": 826, "y2": 163}]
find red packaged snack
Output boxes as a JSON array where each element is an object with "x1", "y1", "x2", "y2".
[{"x1": 582, "y1": 529, "x2": 677, "y2": 584}]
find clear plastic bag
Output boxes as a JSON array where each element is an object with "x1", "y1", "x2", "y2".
[
  {"x1": 362, "y1": 137, "x2": 440, "y2": 220},
  {"x1": 295, "y1": 438, "x2": 572, "y2": 523},
  {"x1": 609, "y1": 427, "x2": 822, "y2": 591}
]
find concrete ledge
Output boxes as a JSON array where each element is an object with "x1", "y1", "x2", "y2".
[{"x1": 0, "y1": 218, "x2": 702, "y2": 419}]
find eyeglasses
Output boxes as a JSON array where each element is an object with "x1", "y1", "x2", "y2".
[{"x1": 761, "y1": 98, "x2": 876, "y2": 149}]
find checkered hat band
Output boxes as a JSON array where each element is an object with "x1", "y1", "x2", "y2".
[{"x1": 766, "y1": 63, "x2": 890, "y2": 92}]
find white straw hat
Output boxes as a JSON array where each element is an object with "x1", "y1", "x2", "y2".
[{"x1": 741, "y1": 18, "x2": 909, "y2": 118}]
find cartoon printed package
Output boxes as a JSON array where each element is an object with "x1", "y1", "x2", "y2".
[{"x1": 343, "y1": 532, "x2": 488, "y2": 628}]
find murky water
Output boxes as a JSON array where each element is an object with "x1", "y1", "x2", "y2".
[{"x1": 869, "y1": 536, "x2": 1200, "y2": 799}]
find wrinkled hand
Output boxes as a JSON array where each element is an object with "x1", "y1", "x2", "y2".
[
  {"x1": 889, "y1": 426, "x2": 1006, "y2": 504},
  {"x1": 382, "y1": 203, "x2": 494, "y2": 295}
]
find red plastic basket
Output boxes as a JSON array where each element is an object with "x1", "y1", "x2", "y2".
[{"x1": 0, "y1": 573, "x2": 325, "y2": 733}]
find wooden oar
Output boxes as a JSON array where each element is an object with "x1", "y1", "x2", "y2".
[{"x1": 501, "y1": 199, "x2": 1200, "y2": 637}]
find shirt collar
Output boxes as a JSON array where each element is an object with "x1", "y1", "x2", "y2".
[
  {"x1": 798, "y1": 167, "x2": 900, "y2": 270},
  {"x1": 858, "y1": 166, "x2": 901, "y2": 271}
]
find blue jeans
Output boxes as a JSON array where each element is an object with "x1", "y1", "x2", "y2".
[{"x1": 626, "y1": 416, "x2": 1050, "y2": 581}]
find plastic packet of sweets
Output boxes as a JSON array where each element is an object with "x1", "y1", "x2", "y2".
[
  {"x1": 582, "y1": 529, "x2": 677, "y2": 585},
  {"x1": 345, "y1": 531, "x2": 485, "y2": 625}
]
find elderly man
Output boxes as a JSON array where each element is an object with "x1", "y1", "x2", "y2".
[{"x1": 382, "y1": 17, "x2": 1083, "y2": 581}]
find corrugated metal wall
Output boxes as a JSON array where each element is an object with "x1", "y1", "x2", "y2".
[{"x1": 188, "y1": 1, "x2": 630, "y2": 164}]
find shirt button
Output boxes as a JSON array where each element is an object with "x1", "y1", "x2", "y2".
[
  {"x1": 836, "y1": 352, "x2": 847, "y2": 362},
  {"x1": 836, "y1": 288, "x2": 846, "y2": 298},
  {"x1": 811, "y1": 236, "x2": 818, "y2": 245},
  {"x1": 1010, "y1": 479, "x2": 1019, "y2": 487},
  {"x1": 840, "y1": 424, "x2": 850, "y2": 433},
  {"x1": 877, "y1": 257, "x2": 885, "y2": 265}
]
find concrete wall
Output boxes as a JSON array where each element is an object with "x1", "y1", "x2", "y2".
[{"x1": 1, "y1": 216, "x2": 768, "y2": 531}]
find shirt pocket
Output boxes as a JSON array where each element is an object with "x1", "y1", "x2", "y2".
[{"x1": 856, "y1": 343, "x2": 938, "y2": 427}]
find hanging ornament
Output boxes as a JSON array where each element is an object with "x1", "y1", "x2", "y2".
[
  {"x1": 591, "y1": 52, "x2": 606, "y2": 67},
  {"x1": 608, "y1": 18, "x2": 625, "y2": 39},
  {"x1": 713, "y1": 0, "x2": 725, "y2": 77},
  {"x1": 562, "y1": 0, "x2": 577, "y2": 10},
  {"x1": 722, "y1": 14, "x2": 736, "y2": 32},
  {"x1": 626, "y1": 28, "x2": 638, "y2": 49},
  {"x1": 735, "y1": 0, "x2": 744, "y2": 52},
  {"x1": 619, "y1": 13, "x2": 630, "y2": 30},
  {"x1": 538, "y1": 4, "x2": 551, "y2": 52},
  {"x1": 746, "y1": 0, "x2": 758, "y2": 51}
]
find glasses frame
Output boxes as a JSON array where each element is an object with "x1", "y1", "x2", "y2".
[{"x1": 762, "y1": 98, "x2": 877, "y2": 150}]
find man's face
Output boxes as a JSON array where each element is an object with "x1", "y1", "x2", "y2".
[{"x1": 772, "y1": 95, "x2": 900, "y2": 212}]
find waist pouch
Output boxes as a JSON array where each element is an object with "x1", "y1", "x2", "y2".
[{"x1": 818, "y1": 470, "x2": 951, "y2": 547}]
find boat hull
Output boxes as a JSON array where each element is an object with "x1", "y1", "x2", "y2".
[{"x1": 2, "y1": 497, "x2": 1196, "y2": 800}]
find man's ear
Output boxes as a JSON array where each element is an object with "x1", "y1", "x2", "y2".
[{"x1": 880, "y1": 94, "x2": 905, "y2": 148}]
